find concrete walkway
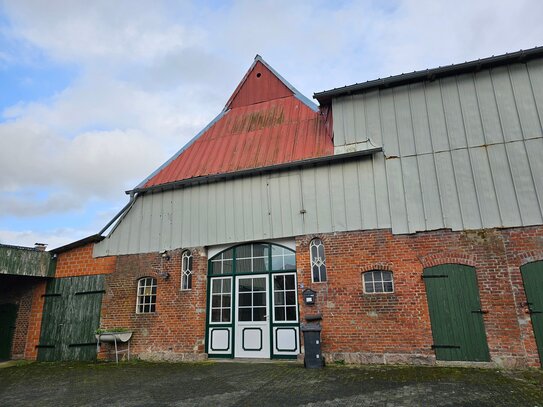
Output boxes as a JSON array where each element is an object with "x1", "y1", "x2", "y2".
[{"x1": 0, "y1": 361, "x2": 542, "y2": 406}]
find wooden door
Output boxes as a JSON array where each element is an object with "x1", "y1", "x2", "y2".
[
  {"x1": 521, "y1": 261, "x2": 543, "y2": 365},
  {"x1": 423, "y1": 264, "x2": 490, "y2": 361},
  {"x1": 38, "y1": 275, "x2": 105, "y2": 361}
]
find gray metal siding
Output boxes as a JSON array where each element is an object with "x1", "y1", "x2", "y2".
[
  {"x1": 94, "y1": 61, "x2": 543, "y2": 257},
  {"x1": 332, "y1": 61, "x2": 543, "y2": 235}
]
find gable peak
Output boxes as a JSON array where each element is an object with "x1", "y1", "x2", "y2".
[{"x1": 225, "y1": 55, "x2": 318, "y2": 111}]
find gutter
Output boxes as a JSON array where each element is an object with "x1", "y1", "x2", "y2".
[
  {"x1": 128, "y1": 147, "x2": 382, "y2": 195},
  {"x1": 98, "y1": 192, "x2": 138, "y2": 236}
]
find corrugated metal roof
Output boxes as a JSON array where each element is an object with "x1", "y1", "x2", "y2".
[
  {"x1": 314, "y1": 46, "x2": 543, "y2": 104},
  {"x1": 143, "y1": 57, "x2": 333, "y2": 188}
]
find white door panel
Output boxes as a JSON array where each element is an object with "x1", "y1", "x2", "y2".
[{"x1": 235, "y1": 275, "x2": 270, "y2": 358}]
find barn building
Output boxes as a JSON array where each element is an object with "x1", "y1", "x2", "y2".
[{"x1": 2, "y1": 48, "x2": 543, "y2": 368}]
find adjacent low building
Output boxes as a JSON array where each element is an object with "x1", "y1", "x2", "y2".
[
  {"x1": 0, "y1": 244, "x2": 53, "y2": 361},
  {"x1": 3, "y1": 47, "x2": 543, "y2": 368}
]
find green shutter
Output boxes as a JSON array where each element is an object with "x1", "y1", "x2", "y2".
[
  {"x1": 423, "y1": 264, "x2": 490, "y2": 361},
  {"x1": 520, "y1": 261, "x2": 543, "y2": 365},
  {"x1": 38, "y1": 275, "x2": 104, "y2": 361}
]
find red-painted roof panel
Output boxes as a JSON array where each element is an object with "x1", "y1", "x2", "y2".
[
  {"x1": 226, "y1": 60, "x2": 293, "y2": 109},
  {"x1": 143, "y1": 57, "x2": 333, "y2": 188},
  {"x1": 144, "y1": 96, "x2": 333, "y2": 187}
]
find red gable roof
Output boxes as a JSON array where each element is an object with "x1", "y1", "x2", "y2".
[{"x1": 141, "y1": 56, "x2": 333, "y2": 189}]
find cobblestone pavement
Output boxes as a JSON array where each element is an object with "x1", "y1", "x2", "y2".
[{"x1": 1, "y1": 361, "x2": 542, "y2": 406}]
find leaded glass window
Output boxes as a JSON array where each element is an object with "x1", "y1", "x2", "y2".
[
  {"x1": 363, "y1": 271, "x2": 394, "y2": 294},
  {"x1": 310, "y1": 238, "x2": 327, "y2": 282},
  {"x1": 136, "y1": 277, "x2": 157, "y2": 314},
  {"x1": 181, "y1": 250, "x2": 193, "y2": 290}
]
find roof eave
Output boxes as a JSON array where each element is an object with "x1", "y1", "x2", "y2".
[
  {"x1": 128, "y1": 147, "x2": 382, "y2": 195},
  {"x1": 314, "y1": 46, "x2": 543, "y2": 104},
  {"x1": 50, "y1": 234, "x2": 104, "y2": 254}
]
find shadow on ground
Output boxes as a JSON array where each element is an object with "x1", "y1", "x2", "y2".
[{"x1": 0, "y1": 361, "x2": 542, "y2": 406}]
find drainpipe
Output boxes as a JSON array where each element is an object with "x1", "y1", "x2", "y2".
[{"x1": 98, "y1": 192, "x2": 138, "y2": 236}]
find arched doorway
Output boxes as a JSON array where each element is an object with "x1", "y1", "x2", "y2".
[{"x1": 206, "y1": 242, "x2": 299, "y2": 359}]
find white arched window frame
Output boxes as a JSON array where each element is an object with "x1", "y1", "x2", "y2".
[
  {"x1": 181, "y1": 250, "x2": 193, "y2": 290},
  {"x1": 136, "y1": 277, "x2": 157, "y2": 313},
  {"x1": 363, "y1": 270, "x2": 394, "y2": 294},
  {"x1": 310, "y1": 238, "x2": 327, "y2": 283}
]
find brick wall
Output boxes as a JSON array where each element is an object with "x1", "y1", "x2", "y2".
[
  {"x1": 24, "y1": 280, "x2": 47, "y2": 360},
  {"x1": 55, "y1": 243, "x2": 116, "y2": 278},
  {"x1": 99, "y1": 248, "x2": 207, "y2": 361},
  {"x1": 296, "y1": 226, "x2": 543, "y2": 368}
]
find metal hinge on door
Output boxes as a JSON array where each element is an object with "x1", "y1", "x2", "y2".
[
  {"x1": 471, "y1": 309, "x2": 489, "y2": 314},
  {"x1": 431, "y1": 344, "x2": 460, "y2": 349},
  {"x1": 422, "y1": 275, "x2": 448, "y2": 279}
]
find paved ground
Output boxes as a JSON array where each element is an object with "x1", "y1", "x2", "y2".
[{"x1": 1, "y1": 360, "x2": 542, "y2": 406}]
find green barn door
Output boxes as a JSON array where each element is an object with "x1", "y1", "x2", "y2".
[
  {"x1": 0, "y1": 303, "x2": 18, "y2": 360},
  {"x1": 38, "y1": 275, "x2": 105, "y2": 361},
  {"x1": 521, "y1": 261, "x2": 543, "y2": 365},
  {"x1": 423, "y1": 264, "x2": 490, "y2": 361}
]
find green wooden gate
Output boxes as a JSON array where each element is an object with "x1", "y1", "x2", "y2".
[
  {"x1": 423, "y1": 264, "x2": 490, "y2": 361},
  {"x1": 37, "y1": 275, "x2": 105, "y2": 361},
  {"x1": 520, "y1": 261, "x2": 543, "y2": 365},
  {"x1": 0, "y1": 303, "x2": 18, "y2": 360}
]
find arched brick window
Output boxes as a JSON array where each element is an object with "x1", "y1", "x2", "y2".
[
  {"x1": 363, "y1": 270, "x2": 394, "y2": 294},
  {"x1": 310, "y1": 238, "x2": 327, "y2": 283},
  {"x1": 136, "y1": 277, "x2": 157, "y2": 313},
  {"x1": 181, "y1": 250, "x2": 193, "y2": 290}
]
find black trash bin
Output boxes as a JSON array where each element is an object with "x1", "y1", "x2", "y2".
[{"x1": 301, "y1": 323, "x2": 323, "y2": 368}]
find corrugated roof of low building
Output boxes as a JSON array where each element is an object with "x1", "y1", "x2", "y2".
[{"x1": 139, "y1": 56, "x2": 333, "y2": 190}]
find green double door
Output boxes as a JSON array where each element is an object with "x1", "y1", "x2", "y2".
[
  {"x1": 521, "y1": 261, "x2": 543, "y2": 365},
  {"x1": 423, "y1": 264, "x2": 490, "y2": 361},
  {"x1": 0, "y1": 303, "x2": 18, "y2": 360},
  {"x1": 38, "y1": 275, "x2": 105, "y2": 361}
]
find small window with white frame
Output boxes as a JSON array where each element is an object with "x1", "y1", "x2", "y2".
[
  {"x1": 363, "y1": 270, "x2": 394, "y2": 294},
  {"x1": 181, "y1": 250, "x2": 193, "y2": 290},
  {"x1": 136, "y1": 277, "x2": 157, "y2": 313},
  {"x1": 310, "y1": 238, "x2": 327, "y2": 283}
]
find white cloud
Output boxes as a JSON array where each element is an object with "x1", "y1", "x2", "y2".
[
  {"x1": 2, "y1": 0, "x2": 202, "y2": 65},
  {"x1": 1, "y1": 0, "x2": 542, "y2": 247}
]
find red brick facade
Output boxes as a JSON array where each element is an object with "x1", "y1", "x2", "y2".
[
  {"x1": 296, "y1": 226, "x2": 543, "y2": 368},
  {"x1": 55, "y1": 243, "x2": 116, "y2": 278},
  {"x1": 19, "y1": 225, "x2": 540, "y2": 367},
  {"x1": 24, "y1": 280, "x2": 47, "y2": 360},
  {"x1": 99, "y1": 248, "x2": 207, "y2": 361}
]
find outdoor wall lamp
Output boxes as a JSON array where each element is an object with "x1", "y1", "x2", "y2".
[{"x1": 160, "y1": 250, "x2": 171, "y2": 261}]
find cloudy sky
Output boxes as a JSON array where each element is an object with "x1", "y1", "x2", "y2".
[{"x1": 1, "y1": 0, "x2": 542, "y2": 249}]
